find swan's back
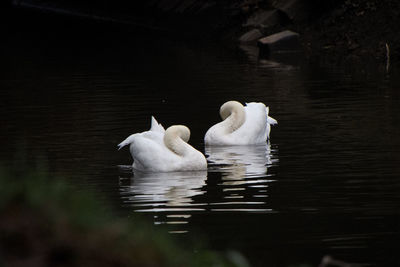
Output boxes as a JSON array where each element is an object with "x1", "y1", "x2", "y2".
[
  {"x1": 239, "y1": 102, "x2": 269, "y2": 143},
  {"x1": 118, "y1": 116, "x2": 165, "y2": 150},
  {"x1": 129, "y1": 131, "x2": 178, "y2": 172},
  {"x1": 131, "y1": 131, "x2": 206, "y2": 172},
  {"x1": 205, "y1": 101, "x2": 276, "y2": 145},
  {"x1": 119, "y1": 118, "x2": 207, "y2": 172}
]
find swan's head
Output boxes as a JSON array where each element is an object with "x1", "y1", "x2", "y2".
[
  {"x1": 165, "y1": 125, "x2": 190, "y2": 143},
  {"x1": 220, "y1": 101, "x2": 244, "y2": 120}
]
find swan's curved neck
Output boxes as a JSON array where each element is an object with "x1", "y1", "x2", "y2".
[
  {"x1": 219, "y1": 101, "x2": 246, "y2": 133},
  {"x1": 164, "y1": 125, "x2": 191, "y2": 156}
]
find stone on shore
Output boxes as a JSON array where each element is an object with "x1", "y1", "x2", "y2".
[
  {"x1": 239, "y1": 29, "x2": 263, "y2": 44},
  {"x1": 257, "y1": 30, "x2": 300, "y2": 56}
]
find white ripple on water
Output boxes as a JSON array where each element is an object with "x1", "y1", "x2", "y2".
[
  {"x1": 119, "y1": 144, "x2": 279, "y2": 233},
  {"x1": 119, "y1": 170, "x2": 208, "y2": 231},
  {"x1": 205, "y1": 144, "x2": 278, "y2": 213}
]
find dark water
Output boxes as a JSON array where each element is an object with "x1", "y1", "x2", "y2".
[{"x1": 1, "y1": 18, "x2": 400, "y2": 267}]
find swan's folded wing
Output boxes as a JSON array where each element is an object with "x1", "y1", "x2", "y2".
[
  {"x1": 140, "y1": 130, "x2": 164, "y2": 144},
  {"x1": 130, "y1": 135, "x2": 178, "y2": 172},
  {"x1": 118, "y1": 134, "x2": 137, "y2": 150},
  {"x1": 118, "y1": 127, "x2": 164, "y2": 151},
  {"x1": 131, "y1": 136, "x2": 164, "y2": 162},
  {"x1": 150, "y1": 116, "x2": 165, "y2": 133}
]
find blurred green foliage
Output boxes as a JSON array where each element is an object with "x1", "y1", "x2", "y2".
[{"x1": 0, "y1": 163, "x2": 240, "y2": 267}]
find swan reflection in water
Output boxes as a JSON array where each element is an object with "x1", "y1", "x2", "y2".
[
  {"x1": 206, "y1": 144, "x2": 277, "y2": 181},
  {"x1": 119, "y1": 170, "x2": 207, "y2": 233},
  {"x1": 205, "y1": 144, "x2": 278, "y2": 212}
]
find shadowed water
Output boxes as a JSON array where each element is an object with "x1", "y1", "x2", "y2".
[{"x1": 1, "y1": 23, "x2": 400, "y2": 267}]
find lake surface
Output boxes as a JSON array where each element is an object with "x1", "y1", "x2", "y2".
[{"x1": 1, "y1": 19, "x2": 400, "y2": 267}]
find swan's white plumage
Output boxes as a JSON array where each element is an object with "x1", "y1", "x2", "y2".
[
  {"x1": 118, "y1": 117, "x2": 207, "y2": 172},
  {"x1": 204, "y1": 101, "x2": 277, "y2": 145},
  {"x1": 149, "y1": 116, "x2": 165, "y2": 133},
  {"x1": 118, "y1": 116, "x2": 164, "y2": 151}
]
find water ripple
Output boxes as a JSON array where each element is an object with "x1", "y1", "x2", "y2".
[{"x1": 118, "y1": 144, "x2": 279, "y2": 233}]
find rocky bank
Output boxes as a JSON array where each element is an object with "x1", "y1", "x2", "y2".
[
  {"x1": 6, "y1": 0, "x2": 400, "y2": 62},
  {"x1": 237, "y1": 0, "x2": 399, "y2": 63}
]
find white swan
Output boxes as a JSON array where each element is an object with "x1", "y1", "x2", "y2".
[
  {"x1": 204, "y1": 101, "x2": 278, "y2": 145},
  {"x1": 118, "y1": 117, "x2": 207, "y2": 172}
]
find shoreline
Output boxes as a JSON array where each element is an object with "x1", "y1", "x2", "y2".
[{"x1": 4, "y1": 0, "x2": 399, "y2": 65}]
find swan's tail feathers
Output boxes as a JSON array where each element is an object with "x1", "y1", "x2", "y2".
[
  {"x1": 150, "y1": 116, "x2": 165, "y2": 133},
  {"x1": 117, "y1": 135, "x2": 135, "y2": 150},
  {"x1": 267, "y1": 116, "x2": 278, "y2": 125},
  {"x1": 265, "y1": 107, "x2": 278, "y2": 125}
]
